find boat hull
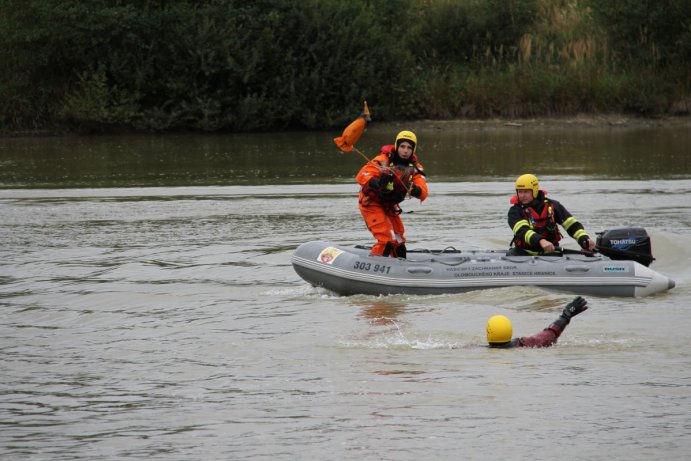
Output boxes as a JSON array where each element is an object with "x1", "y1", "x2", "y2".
[{"x1": 291, "y1": 241, "x2": 675, "y2": 297}]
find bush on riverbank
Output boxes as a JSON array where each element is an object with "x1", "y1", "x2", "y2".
[{"x1": 0, "y1": 0, "x2": 689, "y2": 133}]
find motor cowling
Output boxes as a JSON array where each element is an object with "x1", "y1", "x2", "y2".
[{"x1": 596, "y1": 227, "x2": 655, "y2": 267}]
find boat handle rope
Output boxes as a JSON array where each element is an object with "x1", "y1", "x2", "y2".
[{"x1": 429, "y1": 257, "x2": 472, "y2": 266}]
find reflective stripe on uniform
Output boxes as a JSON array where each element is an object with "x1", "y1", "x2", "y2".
[
  {"x1": 562, "y1": 216, "x2": 577, "y2": 230},
  {"x1": 573, "y1": 229, "x2": 588, "y2": 240},
  {"x1": 513, "y1": 219, "x2": 530, "y2": 234},
  {"x1": 524, "y1": 229, "x2": 537, "y2": 242}
]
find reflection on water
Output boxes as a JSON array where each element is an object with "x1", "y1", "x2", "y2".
[
  {"x1": 356, "y1": 300, "x2": 407, "y2": 325},
  {"x1": 0, "y1": 122, "x2": 689, "y2": 188}
]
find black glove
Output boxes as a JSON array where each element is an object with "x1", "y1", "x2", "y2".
[
  {"x1": 579, "y1": 236, "x2": 591, "y2": 250},
  {"x1": 553, "y1": 296, "x2": 588, "y2": 329},
  {"x1": 378, "y1": 171, "x2": 394, "y2": 191},
  {"x1": 563, "y1": 296, "x2": 588, "y2": 319},
  {"x1": 410, "y1": 185, "x2": 422, "y2": 198},
  {"x1": 367, "y1": 177, "x2": 380, "y2": 190}
]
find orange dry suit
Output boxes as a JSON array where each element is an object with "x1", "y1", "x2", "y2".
[{"x1": 355, "y1": 145, "x2": 428, "y2": 257}]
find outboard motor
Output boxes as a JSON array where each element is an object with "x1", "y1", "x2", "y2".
[{"x1": 596, "y1": 227, "x2": 655, "y2": 267}]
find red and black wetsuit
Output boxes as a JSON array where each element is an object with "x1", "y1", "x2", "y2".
[
  {"x1": 489, "y1": 319, "x2": 568, "y2": 348},
  {"x1": 489, "y1": 296, "x2": 587, "y2": 348}
]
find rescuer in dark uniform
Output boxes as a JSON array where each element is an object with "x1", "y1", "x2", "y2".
[{"x1": 508, "y1": 174, "x2": 596, "y2": 255}]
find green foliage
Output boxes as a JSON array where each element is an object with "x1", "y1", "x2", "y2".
[
  {"x1": 411, "y1": 0, "x2": 538, "y2": 65},
  {"x1": 61, "y1": 66, "x2": 139, "y2": 126},
  {"x1": 0, "y1": 0, "x2": 688, "y2": 133},
  {"x1": 586, "y1": 0, "x2": 691, "y2": 68}
]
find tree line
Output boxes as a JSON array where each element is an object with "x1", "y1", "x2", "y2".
[{"x1": 1, "y1": 0, "x2": 689, "y2": 133}]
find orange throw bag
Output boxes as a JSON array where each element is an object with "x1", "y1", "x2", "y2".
[{"x1": 333, "y1": 101, "x2": 371, "y2": 152}]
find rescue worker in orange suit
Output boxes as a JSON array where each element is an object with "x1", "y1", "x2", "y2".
[
  {"x1": 508, "y1": 173, "x2": 596, "y2": 255},
  {"x1": 356, "y1": 131, "x2": 428, "y2": 258},
  {"x1": 486, "y1": 296, "x2": 588, "y2": 348}
]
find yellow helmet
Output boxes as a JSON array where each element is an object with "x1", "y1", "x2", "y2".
[
  {"x1": 515, "y1": 173, "x2": 539, "y2": 199},
  {"x1": 395, "y1": 130, "x2": 417, "y2": 153},
  {"x1": 486, "y1": 315, "x2": 513, "y2": 344}
]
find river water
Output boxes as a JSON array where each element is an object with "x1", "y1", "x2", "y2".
[{"x1": 1, "y1": 122, "x2": 690, "y2": 460}]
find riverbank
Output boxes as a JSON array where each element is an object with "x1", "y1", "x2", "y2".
[
  {"x1": 375, "y1": 113, "x2": 691, "y2": 134},
  {"x1": 3, "y1": 114, "x2": 690, "y2": 138}
]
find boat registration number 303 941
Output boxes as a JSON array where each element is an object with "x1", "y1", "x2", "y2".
[{"x1": 353, "y1": 261, "x2": 391, "y2": 274}]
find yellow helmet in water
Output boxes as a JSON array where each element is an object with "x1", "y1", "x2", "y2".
[
  {"x1": 486, "y1": 315, "x2": 513, "y2": 344},
  {"x1": 515, "y1": 173, "x2": 540, "y2": 199},
  {"x1": 395, "y1": 130, "x2": 417, "y2": 154}
]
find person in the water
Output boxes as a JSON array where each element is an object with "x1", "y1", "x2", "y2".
[{"x1": 486, "y1": 296, "x2": 588, "y2": 348}]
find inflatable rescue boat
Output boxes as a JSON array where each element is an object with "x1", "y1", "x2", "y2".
[{"x1": 292, "y1": 227, "x2": 675, "y2": 297}]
